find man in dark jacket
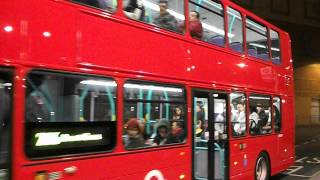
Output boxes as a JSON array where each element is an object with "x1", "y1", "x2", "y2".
[{"x1": 153, "y1": 0, "x2": 178, "y2": 32}]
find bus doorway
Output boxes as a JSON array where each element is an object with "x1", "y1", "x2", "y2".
[
  {"x1": 0, "y1": 68, "x2": 13, "y2": 180},
  {"x1": 193, "y1": 90, "x2": 228, "y2": 180}
]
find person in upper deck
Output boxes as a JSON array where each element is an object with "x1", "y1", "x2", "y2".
[
  {"x1": 189, "y1": 10, "x2": 203, "y2": 39},
  {"x1": 153, "y1": 0, "x2": 178, "y2": 32},
  {"x1": 124, "y1": 0, "x2": 145, "y2": 21}
]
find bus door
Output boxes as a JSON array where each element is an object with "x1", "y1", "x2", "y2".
[
  {"x1": 0, "y1": 68, "x2": 13, "y2": 180},
  {"x1": 193, "y1": 91, "x2": 228, "y2": 180}
]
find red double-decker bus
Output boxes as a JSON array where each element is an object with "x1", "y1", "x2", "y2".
[{"x1": 1, "y1": 0, "x2": 294, "y2": 179}]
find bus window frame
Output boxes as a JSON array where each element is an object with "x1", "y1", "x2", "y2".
[
  {"x1": 270, "y1": 29, "x2": 282, "y2": 65},
  {"x1": 122, "y1": 80, "x2": 187, "y2": 151},
  {"x1": 245, "y1": 16, "x2": 271, "y2": 61},
  {"x1": 188, "y1": 0, "x2": 226, "y2": 47},
  {"x1": 248, "y1": 93, "x2": 272, "y2": 136},
  {"x1": 24, "y1": 70, "x2": 118, "y2": 159},
  {"x1": 273, "y1": 96, "x2": 282, "y2": 133},
  {"x1": 226, "y1": 5, "x2": 244, "y2": 54}
]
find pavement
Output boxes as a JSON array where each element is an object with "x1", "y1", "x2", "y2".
[
  {"x1": 271, "y1": 125, "x2": 320, "y2": 180},
  {"x1": 295, "y1": 125, "x2": 320, "y2": 144},
  {"x1": 295, "y1": 125, "x2": 320, "y2": 180}
]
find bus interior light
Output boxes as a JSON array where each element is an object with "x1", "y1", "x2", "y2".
[
  {"x1": 124, "y1": 83, "x2": 183, "y2": 93},
  {"x1": 80, "y1": 80, "x2": 117, "y2": 87}
]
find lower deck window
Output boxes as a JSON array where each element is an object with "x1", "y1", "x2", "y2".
[
  {"x1": 249, "y1": 95, "x2": 272, "y2": 135},
  {"x1": 25, "y1": 70, "x2": 117, "y2": 158},
  {"x1": 123, "y1": 81, "x2": 186, "y2": 150}
]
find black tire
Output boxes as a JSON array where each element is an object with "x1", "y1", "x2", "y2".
[{"x1": 255, "y1": 153, "x2": 270, "y2": 180}]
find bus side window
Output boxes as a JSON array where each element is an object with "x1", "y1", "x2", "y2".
[
  {"x1": 270, "y1": 29, "x2": 282, "y2": 64},
  {"x1": 123, "y1": 81, "x2": 186, "y2": 150},
  {"x1": 227, "y1": 7, "x2": 244, "y2": 53},
  {"x1": 246, "y1": 18, "x2": 270, "y2": 60},
  {"x1": 230, "y1": 93, "x2": 246, "y2": 137},
  {"x1": 273, "y1": 97, "x2": 281, "y2": 133},
  {"x1": 25, "y1": 71, "x2": 117, "y2": 158},
  {"x1": 71, "y1": 0, "x2": 117, "y2": 12},
  {"x1": 249, "y1": 95, "x2": 272, "y2": 135},
  {"x1": 189, "y1": 0, "x2": 225, "y2": 46},
  {"x1": 137, "y1": 0, "x2": 185, "y2": 33}
]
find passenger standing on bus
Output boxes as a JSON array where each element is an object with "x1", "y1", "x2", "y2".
[
  {"x1": 256, "y1": 106, "x2": 269, "y2": 132},
  {"x1": 195, "y1": 104, "x2": 205, "y2": 137},
  {"x1": 189, "y1": 10, "x2": 203, "y2": 39},
  {"x1": 173, "y1": 106, "x2": 184, "y2": 121},
  {"x1": 153, "y1": 0, "x2": 178, "y2": 31},
  {"x1": 232, "y1": 103, "x2": 246, "y2": 135},
  {"x1": 124, "y1": 118, "x2": 146, "y2": 149},
  {"x1": 124, "y1": 0, "x2": 145, "y2": 21}
]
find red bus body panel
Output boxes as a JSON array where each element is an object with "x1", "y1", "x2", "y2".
[{"x1": 0, "y1": 0, "x2": 294, "y2": 179}]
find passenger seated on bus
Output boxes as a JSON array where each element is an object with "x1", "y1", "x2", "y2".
[
  {"x1": 232, "y1": 103, "x2": 246, "y2": 135},
  {"x1": 124, "y1": 118, "x2": 147, "y2": 149},
  {"x1": 173, "y1": 106, "x2": 184, "y2": 121},
  {"x1": 153, "y1": 0, "x2": 178, "y2": 32},
  {"x1": 256, "y1": 105, "x2": 269, "y2": 134},
  {"x1": 168, "y1": 120, "x2": 185, "y2": 143},
  {"x1": 189, "y1": 10, "x2": 203, "y2": 39},
  {"x1": 152, "y1": 120, "x2": 170, "y2": 146},
  {"x1": 249, "y1": 106, "x2": 259, "y2": 134},
  {"x1": 123, "y1": 0, "x2": 145, "y2": 21}
]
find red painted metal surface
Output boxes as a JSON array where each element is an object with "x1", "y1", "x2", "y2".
[{"x1": 0, "y1": 0, "x2": 294, "y2": 179}]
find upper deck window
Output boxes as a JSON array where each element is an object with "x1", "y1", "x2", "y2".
[
  {"x1": 189, "y1": 0, "x2": 225, "y2": 46},
  {"x1": 125, "y1": 0, "x2": 185, "y2": 33},
  {"x1": 25, "y1": 71, "x2": 117, "y2": 158},
  {"x1": 227, "y1": 7, "x2": 243, "y2": 53},
  {"x1": 71, "y1": 0, "x2": 117, "y2": 12},
  {"x1": 270, "y1": 29, "x2": 282, "y2": 64},
  {"x1": 246, "y1": 18, "x2": 269, "y2": 60}
]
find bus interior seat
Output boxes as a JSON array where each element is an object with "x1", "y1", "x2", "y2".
[
  {"x1": 248, "y1": 48, "x2": 258, "y2": 57},
  {"x1": 257, "y1": 53, "x2": 269, "y2": 60},
  {"x1": 273, "y1": 57, "x2": 281, "y2": 64},
  {"x1": 230, "y1": 42, "x2": 243, "y2": 53},
  {"x1": 208, "y1": 36, "x2": 225, "y2": 47}
]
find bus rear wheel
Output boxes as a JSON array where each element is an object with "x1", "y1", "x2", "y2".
[{"x1": 255, "y1": 153, "x2": 270, "y2": 180}]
